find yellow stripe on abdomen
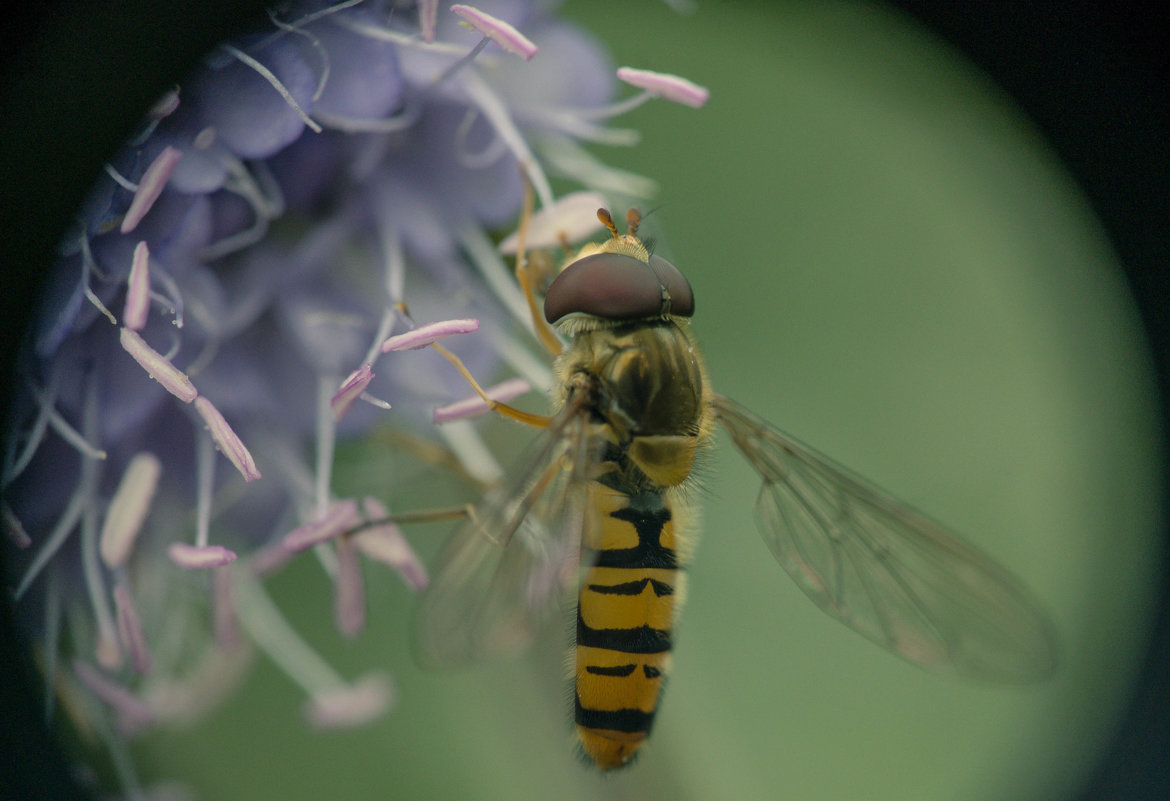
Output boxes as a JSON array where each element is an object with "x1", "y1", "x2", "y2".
[{"x1": 575, "y1": 483, "x2": 686, "y2": 770}]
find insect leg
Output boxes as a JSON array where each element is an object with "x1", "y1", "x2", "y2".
[
  {"x1": 361, "y1": 505, "x2": 475, "y2": 527},
  {"x1": 513, "y1": 182, "x2": 564, "y2": 358},
  {"x1": 430, "y1": 342, "x2": 552, "y2": 428}
]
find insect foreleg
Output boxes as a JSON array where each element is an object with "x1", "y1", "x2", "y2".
[
  {"x1": 513, "y1": 182, "x2": 565, "y2": 357},
  {"x1": 430, "y1": 342, "x2": 552, "y2": 428}
]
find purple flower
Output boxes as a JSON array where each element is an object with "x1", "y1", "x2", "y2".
[{"x1": 2, "y1": 1, "x2": 708, "y2": 796}]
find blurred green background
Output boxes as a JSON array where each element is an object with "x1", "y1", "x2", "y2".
[{"x1": 134, "y1": 1, "x2": 1162, "y2": 800}]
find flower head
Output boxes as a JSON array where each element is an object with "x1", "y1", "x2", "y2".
[{"x1": 2, "y1": 1, "x2": 708, "y2": 796}]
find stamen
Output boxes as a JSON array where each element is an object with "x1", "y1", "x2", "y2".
[
  {"x1": 380, "y1": 318, "x2": 479, "y2": 351},
  {"x1": 433, "y1": 377, "x2": 530, "y2": 423},
  {"x1": 437, "y1": 420, "x2": 505, "y2": 486},
  {"x1": 28, "y1": 381, "x2": 108, "y2": 463},
  {"x1": 82, "y1": 264, "x2": 118, "y2": 327},
  {"x1": 103, "y1": 163, "x2": 138, "y2": 192},
  {"x1": 283, "y1": 499, "x2": 361, "y2": 553},
  {"x1": 221, "y1": 44, "x2": 323, "y2": 134},
  {"x1": 193, "y1": 126, "x2": 216, "y2": 149},
  {"x1": 311, "y1": 103, "x2": 420, "y2": 133},
  {"x1": 432, "y1": 37, "x2": 491, "y2": 85},
  {"x1": 119, "y1": 328, "x2": 198, "y2": 403},
  {"x1": 120, "y1": 146, "x2": 183, "y2": 234},
  {"x1": 267, "y1": 7, "x2": 331, "y2": 104},
  {"x1": 4, "y1": 373, "x2": 59, "y2": 486},
  {"x1": 457, "y1": 70, "x2": 554, "y2": 207},
  {"x1": 72, "y1": 660, "x2": 154, "y2": 735},
  {"x1": 265, "y1": 0, "x2": 365, "y2": 40},
  {"x1": 419, "y1": 0, "x2": 439, "y2": 43},
  {"x1": 616, "y1": 66, "x2": 710, "y2": 109},
  {"x1": 331, "y1": 13, "x2": 454, "y2": 52},
  {"x1": 99, "y1": 452, "x2": 162, "y2": 569},
  {"x1": 88, "y1": 701, "x2": 144, "y2": 795},
  {"x1": 78, "y1": 375, "x2": 120, "y2": 670},
  {"x1": 141, "y1": 639, "x2": 253, "y2": 728},
  {"x1": 497, "y1": 190, "x2": 608, "y2": 253},
  {"x1": 114, "y1": 584, "x2": 152, "y2": 675},
  {"x1": 43, "y1": 566, "x2": 62, "y2": 721},
  {"x1": 355, "y1": 498, "x2": 428, "y2": 591},
  {"x1": 194, "y1": 396, "x2": 261, "y2": 482},
  {"x1": 315, "y1": 375, "x2": 338, "y2": 517},
  {"x1": 334, "y1": 533, "x2": 365, "y2": 637},
  {"x1": 450, "y1": 5, "x2": 538, "y2": 60},
  {"x1": 168, "y1": 542, "x2": 238, "y2": 569},
  {"x1": 485, "y1": 324, "x2": 554, "y2": 391},
  {"x1": 233, "y1": 570, "x2": 362, "y2": 708},
  {"x1": 199, "y1": 158, "x2": 283, "y2": 260},
  {"x1": 453, "y1": 108, "x2": 510, "y2": 168},
  {"x1": 145, "y1": 262, "x2": 184, "y2": 331},
  {"x1": 127, "y1": 87, "x2": 180, "y2": 147},
  {"x1": 537, "y1": 137, "x2": 659, "y2": 197},
  {"x1": 331, "y1": 364, "x2": 375, "y2": 420},
  {"x1": 122, "y1": 241, "x2": 151, "y2": 330},
  {"x1": 146, "y1": 87, "x2": 181, "y2": 119},
  {"x1": 2, "y1": 501, "x2": 30, "y2": 548},
  {"x1": 213, "y1": 565, "x2": 240, "y2": 648},
  {"x1": 304, "y1": 672, "x2": 394, "y2": 729},
  {"x1": 12, "y1": 484, "x2": 86, "y2": 601},
  {"x1": 194, "y1": 418, "x2": 214, "y2": 548},
  {"x1": 359, "y1": 393, "x2": 393, "y2": 410},
  {"x1": 375, "y1": 216, "x2": 406, "y2": 304},
  {"x1": 457, "y1": 221, "x2": 531, "y2": 326},
  {"x1": 523, "y1": 110, "x2": 640, "y2": 146}
]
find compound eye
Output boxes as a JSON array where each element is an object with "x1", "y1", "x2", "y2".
[
  {"x1": 544, "y1": 253, "x2": 695, "y2": 323},
  {"x1": 648, "y1": 255, "x2": 694, "y2": 318}
]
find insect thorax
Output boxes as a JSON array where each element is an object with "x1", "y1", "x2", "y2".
[{"x1": 553, "y1": 317, "x2": 709, "y2": 490}]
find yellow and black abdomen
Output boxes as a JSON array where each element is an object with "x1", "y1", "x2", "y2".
[{"x1": 575, "y1": 483, "x2": 689, "y2": 770}]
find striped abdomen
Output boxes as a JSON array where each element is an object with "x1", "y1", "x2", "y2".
[{"x1": 575, "y1": 482, "x2": 688, "y2": 770}]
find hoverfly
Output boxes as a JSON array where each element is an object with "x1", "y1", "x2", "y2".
[{"x1": 414, "y1": 204, "x2": 1057, "y2": 770}]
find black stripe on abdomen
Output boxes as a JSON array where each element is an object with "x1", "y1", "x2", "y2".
[
  {"x1": 577, "y1": 610, "x2": 671, "y2": 654},
  {"x1": 574, "y1": 695, "x2": 657, "y2": 735},
  {"x1": 587, "y1": 577, "x2": 675, "y2": 596},
  {"x1": 585, "y1": 664, "x2": 637, "y2": 677},
  {"x1": 592, "y1": 506, "x2": 676, "y2": 569}
]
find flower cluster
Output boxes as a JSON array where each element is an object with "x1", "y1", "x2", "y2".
[{"x1": 2, "y1": 0, "x2": 705, "y2": 795}]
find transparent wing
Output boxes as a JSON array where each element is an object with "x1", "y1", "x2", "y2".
[
  {"x1": 413, "y1": 395, "x2": 595, "y2": 669},
  {"x1": 713, "y1": 394, "x2": 1057, "y2": 683}
]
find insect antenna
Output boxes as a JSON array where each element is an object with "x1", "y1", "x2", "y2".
[
  {"x1": 625, "y1": 208, "x2": 641, "y2": 237},
  {"x1": 597, "y1": 208, "x2": 621, "y2": 238}
]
